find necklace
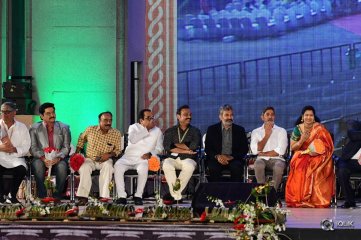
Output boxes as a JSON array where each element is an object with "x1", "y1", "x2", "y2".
[
  {"x1": 178, "y1": 127, "x2": 190, "y2": 143},
  {"x1": 303, "y1": 123, "x2": 313, "y2": 133}
]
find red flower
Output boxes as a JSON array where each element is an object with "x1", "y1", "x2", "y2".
[
  {"x1": 69, "y1": 153, "x2": 85, "y2": 172},
  {"x1": 65, "y1": 207, "x2": 79, "y2": 216},
  {"x1": 16, "y1": 207, "x2": 26, "y2": 217},
  {"x1": 135, "y1": 208, "x2": 144, "y2": 214},
  {"x1": 234, "y1": 214, "x2": 248, "y2": 224},
  {"x1": 43, "y1": 147, "x2": 58, "y2": 153},
  {"x1": 200, "y1": 211, "x2": 207, "y2": 222},
  {"x1": 99, "y1": 197, "x2": 110, "y2": 203},
  {"x1": 41, "y1": 197, "x2": 56, "y2": 203},
  {"x1": 233, "y1": 223, "x2": 246, "y2": 230}
]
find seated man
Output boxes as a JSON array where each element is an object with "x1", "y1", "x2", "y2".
[
  {"x1": 250, "y1": 106, "x2": 288, "y2": 191},
  {"x1": 114, "y1": 109, "x2": 163, "y2": 205},
  {"x1": 76, "y1": 111, "x2": 122, "y2": 205},
  {"x1": 205, "y1": 104, "x2": 248, "y2": 182},
  {"x1": 337, "y1": 129, "x2": 361, "y2": 208},
  {"x1": 163, "y1": 105, "x2": 201, "y2": 203},
  {"x1": 0, "y1": 102, "x2": 31, "y2": 203},
  {"x1": 30, "y1": 102, "x2": 71, "y2": 200}
]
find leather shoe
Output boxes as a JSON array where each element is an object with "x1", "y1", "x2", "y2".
[
  {"x1": 77, "y1": 197, "x2": 88, "y2": 206},
  {"x1": 133, "y1": 197, "x2": 143, "y2": 206},
  {"x1": 9, "y1": 197, "x2": 21, "y2": 204},
  {"x1": 340, "y1": 201, "x2": 356, "y2": 209},
  {"x1": 115, "y1": 197, "x2": 127, "y2": 205}
]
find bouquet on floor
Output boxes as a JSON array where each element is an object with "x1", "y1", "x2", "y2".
[
  {"x1": 201, "y1": 183, "x2": 289, "y2": 240},
  {"x1": 43, "y1": 147, "x2": 61, "y2": 199}
]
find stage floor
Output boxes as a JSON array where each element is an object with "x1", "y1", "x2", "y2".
[{"x1": 0, "y1": 200, "x2": 360, "y2": 240}]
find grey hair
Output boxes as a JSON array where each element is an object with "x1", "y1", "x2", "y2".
[
  {"x1": 219, "y1": 104, "x2": 233, "y2": 115},
  {"x1": 1, "y1": 102, "x2": 17, "y2": 111}
]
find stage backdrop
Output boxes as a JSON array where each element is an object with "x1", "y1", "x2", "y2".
[{"x1": 145, "y1": 0, "x2": 361, "y2": 146}]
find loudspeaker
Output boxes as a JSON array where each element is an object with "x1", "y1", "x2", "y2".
[
  {"x1": 191, "y1": 182, "x2": 277, "y2": 215},
  {"x1": 3, "y1": 81, "x2": 32, "y2": 99}
]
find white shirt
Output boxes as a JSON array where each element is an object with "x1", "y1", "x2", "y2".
[
  {"x1": 0, "y1": 119, "x2": 31, "y2": 169},
  {"x1": 250, "y1": 124, "x2": 288, "y2": 161},
  {"x1": 119, "y1": 123, "x2": 163, "y2": 165}
]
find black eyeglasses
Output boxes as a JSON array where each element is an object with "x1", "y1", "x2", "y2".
[
  {"x1": 144, "y1": 116, "x2": 155, "y2": 120},
  {"x1": 1, "y1": 110, "x2": 13, "y2": 114}
]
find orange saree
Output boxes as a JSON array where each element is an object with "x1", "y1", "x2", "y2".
[{"x1": 285, "y1": 124, "x2": 334, "y2": 208}]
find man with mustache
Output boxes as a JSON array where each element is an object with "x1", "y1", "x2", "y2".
[
  {"x1": 75, "y1": 111, "x2": 122, "y2": 205},
  {"x1": 205, "y1": 104, "x2": 248, "y2": 182},
  {"x1": 250, "y1": 106, "x2": 288, "y2": 191},
  {"x1": 162, "y1": 105, "x2": 201, "y2": 203},
  {"x1": 30, "y1": 102, "x2": 71, "y2": 200}
]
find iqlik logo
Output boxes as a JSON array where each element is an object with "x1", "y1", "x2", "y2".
[{"x1": 321, "y1": 219, "x2": 355, "y2": 231}]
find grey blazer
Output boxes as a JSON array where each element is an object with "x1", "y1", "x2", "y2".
[{"x1": 29, "y1": 121, "x2": 71, "y2": 159}]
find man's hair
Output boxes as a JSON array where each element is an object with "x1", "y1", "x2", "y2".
[
  {"x1": 138, "y1": 108, "x2": 151, "y2": 123},
  {"x1": 219, "y1": 104, "x2": 233, "y2": 115},
  {"x1": 39, "y1": 102, "x2": 55, "y2": 115},
  {"x1": 1, "y1": 102, "x2": 17, "y2": 111},
  {"x1": 262, "y1": 106, "x2": 275, "y2": 115},
  {"x1": 98, "y1": 111, "x2": 113, "y2": 120},
  {"x1": 176, "y1": 105, "x2": 190, "y2": 115}
]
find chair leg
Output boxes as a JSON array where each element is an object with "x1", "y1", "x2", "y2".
[{"x1": 70, "y1": 172, "x2": 75, "y2": 203}]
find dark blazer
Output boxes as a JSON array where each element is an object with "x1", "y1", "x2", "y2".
[
  {"x1": 29, "y1": 121, "x2": 71, "y2": 159},
  {"x1": 340, "y1": 130, "x2": 361, "y2": 161},
  {"x1": 205, "y1": 122, "x2": 248, "y2": 164}
]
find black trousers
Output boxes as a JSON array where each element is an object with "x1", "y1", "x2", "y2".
[
  {"x1": 207, "y1": 159, "x2": 244, "y2": 182},
  {"x1": 337, "y1": 159, "x2": 361, "y2": 203},
  {"x1": 0, "y1": 165, "x2": 27, "y2": 198}
]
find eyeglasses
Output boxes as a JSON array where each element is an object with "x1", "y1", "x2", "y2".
[
  {"x1": 144, "y1": 116, "x2": 155, "y2": 121},
  {"x1": 1, "y1": 110, "x2": 13, "y2": 115}
]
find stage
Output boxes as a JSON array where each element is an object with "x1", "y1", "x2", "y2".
[{"x1": 0, "y1": 202, "x2": 360, "y2": 240}]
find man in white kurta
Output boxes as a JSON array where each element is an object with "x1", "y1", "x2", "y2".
[
  {"x1": 114, "y1": 109, "x2": 163, "y2": 205},
  {"x1": 0, "y1": 102, "x2": 31, "y2": 203},
  {"x1": 250, "y1": 106, "x2": 288, "y2": 191}
]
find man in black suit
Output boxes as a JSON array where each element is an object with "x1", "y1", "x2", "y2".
[
  {"x1": 337, "y1": 129, "x2": 361, "y2": 208},
  {"x1": 205, "y1": 104, "x2": 248, "y2": 182}
]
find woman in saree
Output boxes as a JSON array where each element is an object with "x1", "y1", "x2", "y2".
[{"x1": 286, "y1": 105, "x2": 334, "y2": 208}]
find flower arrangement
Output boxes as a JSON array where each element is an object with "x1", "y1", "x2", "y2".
[
  {"x1": 69, "y1": 153, "x2": 85, "y2": 172},
  {"x1": 43, "y1": 147, "x2": 60, "y2": 198},
  {"x1": 148, "y1": 156, "x2": 160, "y2": 172},
  {"x1": 201, "y1": 183, "x2": 289, "y2": 240},
  {"x1": 27, "y1": 199, "x2": 78, "y2": 219}
]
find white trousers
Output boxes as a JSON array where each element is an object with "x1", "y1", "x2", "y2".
[
  {"x1": 114, "y1": 159, "x2": 148, "y2": 198},
  {"x1": 162, "y1": 157, "x2": 196, "y2": 200},
  {"x1": 76, "y1": 158, "x2": 114, "y2": 198}
]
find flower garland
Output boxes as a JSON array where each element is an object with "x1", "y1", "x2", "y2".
[{"x1": 201, "y1": 183, "x2": 289, "y2": 240}]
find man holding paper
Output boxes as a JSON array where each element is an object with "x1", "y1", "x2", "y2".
[{"x1": 30, "y1": 102, "x2": 71, "y2": 200}]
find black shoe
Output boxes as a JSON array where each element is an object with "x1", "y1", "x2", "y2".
[
  {"x1": 77, "y1": 197, "x2": 88, "y2": 206},
  {"x1": 340, "y1": 201, "x2": 356, "y2": 209},
  {"x1": 115, "y1": 197, "x2": 127, "y2": 205},
  {"x1": 8, "y1": 197, "x2": 20, "y2": 204},
  {"x1": 163, "y1": 193, "x2": 175, "y2": 205},
  {"x1": 133, "y1": 197, "x2": 143, "y2": 206}
]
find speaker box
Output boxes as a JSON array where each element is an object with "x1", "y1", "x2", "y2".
[
  {"x1": 191, "y1": 182, "x2": 277, "y2": 215},
  {"x1": 3, "y1": 81, "x2": 32, "y2": 99}
]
